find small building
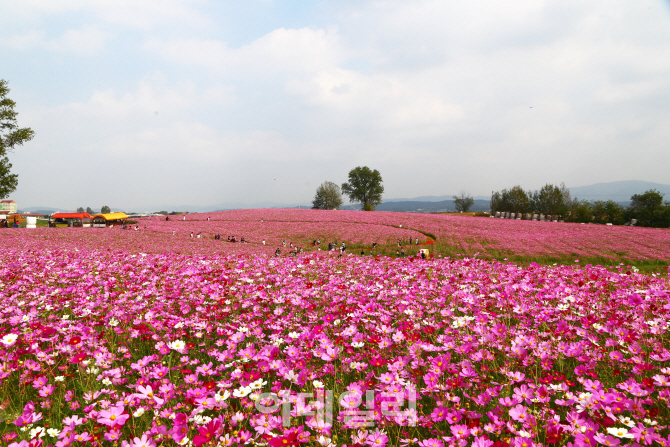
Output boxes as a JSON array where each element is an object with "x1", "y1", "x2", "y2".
[
  {"x1": 2, "y1": 213, "x2": 44, "y2": 228},
  {"x1": 50, "y1": 213, "x2": 92, "y2": 227},
  {"x1": 90, "y1": 212, "x2": 129, "y2": 227},
  {"x1": 0, "y1": 200, "x2": 17, "y2": 214}
]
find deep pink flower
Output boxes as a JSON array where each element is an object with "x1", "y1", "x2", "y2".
[{"x1": 193, "y1": 420, "x2": 222, "y2": 447}]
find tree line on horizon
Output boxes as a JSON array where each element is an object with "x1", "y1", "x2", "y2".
[
  {"x1": 312, "y1": 167, "x2": 479, "y2": 213},
  {"x1": 491, "y1": 183, "x2": 670, "y2": 227},
  {"x1": 312, "y1": 166, "x2": 385, "y2": 211},
  {"x1": 75, "y1": 206, "x2": 111, "y2": 215}
]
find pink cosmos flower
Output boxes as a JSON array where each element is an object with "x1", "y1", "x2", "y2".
[
  {"x1": 508, "y1": 404, "x2": 529, "y2": 423},
  {"x1": 472, "y1": 437, "x2": 494, "y2": 447},
  {"x1": 104, "y1": 429, "x2": 123, "y2": 442},
  {"x1": 38, "y1": 385, "x2": 55, "y2": 397},
  {"x1": 366, "y1": 431, "x2": 389, "y2": 447},
  {"x1": 121, "y1": 433, "x2": 156, "y2": 447},
  {"x1": 237, "y1": 430, "x2": 254, "y2": 444},
  {"x1": 451, "y1": 424, "x2": 470, "y2": 438},
  {"x1": 32, "y1": 376, "x2": 48, "y2": 388},
  {"x1": 320, "y1": 347, "x2": 338, "y2": 362},
  {"x1": 72, "y1": 432, "x2": 92, "y2": 443},
  {"x1": 594, "y1": 433, "x2": 621, "y2": 446},
  {"x1": 97, "y1": 405, "x2": 129, "y2": 427},
  {"x1": 418, "y1": 439, "x2": 444, "y2": 447},
  {"x1": 630, "y1": 423, "x2": 656, "y2": 445},
  {"x1": 136, "y1": 385, "x2": 164, "y2": 406}
]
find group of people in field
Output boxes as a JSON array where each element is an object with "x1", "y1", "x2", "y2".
[
  {"x1": 172, "y1": 216, "x2": 426, "y2": 259},
  {"x1": 212, "y1": 234, "x2": 247, "y2": 243},
  {"x1": 121, "y1": 221, "x2": 143, "y2": 231},
  {"x1": 398, "y1": 237, "x2": 420, "y2": 246},
  {"x1": 275, "y1": 241, "x2": 304, "y2": 257}
]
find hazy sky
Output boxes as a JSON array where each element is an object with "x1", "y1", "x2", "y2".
[{"x1": 3, "y1": 0, "x2": 670, "y2": 211}]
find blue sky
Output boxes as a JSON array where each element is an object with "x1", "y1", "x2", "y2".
[{"x1": 2, "y1": 0, "x2": 670, "y2": 211}]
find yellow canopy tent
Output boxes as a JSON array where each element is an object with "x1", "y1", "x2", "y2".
[{"x1": 90, "y1": 212, "x2": 129, "y2": 226}]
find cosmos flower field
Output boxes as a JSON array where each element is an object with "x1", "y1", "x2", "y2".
[{"x1": 1, "y1": 209, "x2": 670, "y2": 447}]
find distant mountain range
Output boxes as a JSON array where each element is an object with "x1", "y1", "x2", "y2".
[
  {"x1": 17, "y1": 180, "x2": 670, "y2": 215},
  {"x1": 568, "y1": 180, "x2": 670, "y2": 201}
]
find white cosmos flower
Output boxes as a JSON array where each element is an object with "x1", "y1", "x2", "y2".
[
  {"x1": 46, "y1": 428, "x2": 61, "y2": 437},
  {"x1": 351, "y1": 341, "x2": 364, "y2": 348},
  {"x1": 619, "y1": 417, "x2": 634, "y2": 428},
  {"x1": 168, "y1": 340, "x2": 186, "y2": 351},
  {"x1": 192, "y1": 415, "x2": 212, "y2": 425},
  {"x1": 313, "y1": 380, "x2": 325, "y2": 388},
  {"x1": 133, "y1": 407, "x2": 145, "y2": 417},
  {"x1": 317, "y1": 435, "x2": 336, "y2": 447},
  {"x1": 288, "y1": 332, "x2": 300, "y2": 339},
  {"x1": 607, "y1": 427, "x2": 634, "y2": 439},
  {"x1": 215, "y1": 390, "x2": 231, "y2": 402},
  {"x1": 250, "y1": 379, "x2": 267, "y2": 390},
  {"x1": 30, "y1": 427, "x2": 46, "y2": 439},
  {"x1": 233, "y1": 387, "x2": 252, "y2": 398},
  {"x1": 1, "y1": 333, "x2": 18, "y2": 346}
]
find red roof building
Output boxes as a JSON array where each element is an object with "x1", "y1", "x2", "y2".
[
  {"x1": 0, "y1": 200, "x2": 17, "y2": 213},
  {"x1": 51, "y1": 213, "x2": 92, "y2": 219}
]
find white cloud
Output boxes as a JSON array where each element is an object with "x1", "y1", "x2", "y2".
[
  {"x1": 285, "y1": 68, "x2": 463, "y2": 132},
  {"x1": 145, "y1": 26, "x2": 344, "y2": 75},
  {"x1": 0, "y1": 26, "x2": 110, "y2": 54},
  {"x1": 0, "y1": 30, "x2": 45, "y2": 50},
  {"x1": 1, "y1": 0, "x2": 209, "y2": 30},
  {"x1": 47, "y1": 25, "x2": 111, "y2": 54}
]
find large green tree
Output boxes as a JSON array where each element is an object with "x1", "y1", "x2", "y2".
[
  {"x1": 341, "y1": 166, "x2": 384, "y2": 211},
  {"x1": 490, "y1": 185, "x2": 531, "y2": 214},
  {"x1": 453, "y1": 191, "x2": 474, "y2": 212},
  {"x1": 592, "y1": 200, "x2": 626, "y2": 225},
  {"x1": 628, "y1": 189, "x2": 670, "y2": 227},
  {"x1": 312, "y1": 181, "x2": 344, "y2": 210},
  {"x1": 530, "y1": 183, "x2": 570, "y2": 216},
  {"x1": 0, "y1": 80, "x2": 34, "y2": 198},
  {"x1": 101, "y1": 205, "x2": 111, "y2": 214}
]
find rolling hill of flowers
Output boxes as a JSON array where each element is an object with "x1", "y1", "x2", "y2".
[{"x1": 1, "y1": 209, "x2": 669, "y2": 447}]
